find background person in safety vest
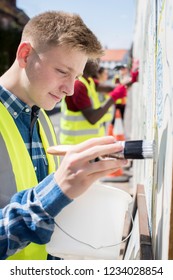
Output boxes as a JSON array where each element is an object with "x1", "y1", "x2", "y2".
[
  {"x1": 109, "y1": 63, "x2": 139, "y2": 132},
  {"x1": 94, "y1": 66, "x2": 110, "y2": 105},
  {"x1": 95, "y1": 66, "x2": 114, "y2": 131},
  {"x1": 0, "y1": 11, "x2": 128, "y2": 260},
  {"x1": 60, "y1": 60, "x2": 127, "y2": 145},
  {"x1": 114, "y1": 63, "x2": 138, "y2": 119}
]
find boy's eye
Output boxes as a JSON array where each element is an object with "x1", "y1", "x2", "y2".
[{"x1": 56, "y1": 69, "x2": 66, "y2": 75}]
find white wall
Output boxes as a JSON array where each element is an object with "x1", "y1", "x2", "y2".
[{"x1": 131, "y1": 0, "x2": 173, "y2": 259}]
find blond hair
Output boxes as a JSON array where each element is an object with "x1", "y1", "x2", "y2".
[{"x1": 22, "y1": 11, "x2": 104, "y2": 59}]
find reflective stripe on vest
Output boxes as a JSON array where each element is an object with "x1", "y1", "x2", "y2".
[
  {"x1": 98, "y1": 93, "x2": 114, "y2": 123},
  {"x1": 60, "y1": 77, "x2": 105, "y2": 144},
  {"x1": 0, "y1": 103, "x2": 58, "y2": 259},
  {"x1": 87, "y1": 77, "x2": 113, "y2": 123},
  {"x1": 116, "y1": 97, "x2": 127, "y2": 105}
]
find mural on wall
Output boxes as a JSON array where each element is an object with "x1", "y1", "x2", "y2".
[
  {"x1": 153, "y1": 0, "x2": 173, "y2": 259},
  {"x1": 131, "y1": 0, "x2": 173, "y2": 259},
  {"x1": 131, "y1": 0, "x2": 156, "y2": 229}
]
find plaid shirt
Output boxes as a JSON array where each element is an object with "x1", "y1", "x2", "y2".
[
  {"x1": 0, "y1": 85, "x2": 72, "y2": 259},
  {"x1": 0, "y1": 85, "x2": 48, "y2": 182}
]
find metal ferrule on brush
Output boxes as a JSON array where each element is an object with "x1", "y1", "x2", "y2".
[{"x1": 109, "y1": 140, "x2": 154, "y2": 159}]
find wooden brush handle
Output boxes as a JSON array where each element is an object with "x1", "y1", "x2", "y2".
[{"x1": 47, "y1": 145, "x2": 73, "y2": 156}]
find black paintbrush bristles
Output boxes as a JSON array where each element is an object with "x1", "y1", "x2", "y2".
[{"x1": 108, "y1": 140, "x2": 154, "y2": 159}]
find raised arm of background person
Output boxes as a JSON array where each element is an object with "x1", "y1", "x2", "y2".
[
  {"x1": 121, "y1": 69, "x2": 139, "y2": 88},
  {"x1": 81, "y1": 97, "x2": 114, "y2": 124},
  {"x1": 96, "y1": 83, "x2": 115, "y2": 93},
  {"x1": 82, "y1": 84, "x2": 127, "y2": 124}
]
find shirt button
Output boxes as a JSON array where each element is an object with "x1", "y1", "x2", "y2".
[
  {"x1": 34, "y1": 166, "x2": 37, "y2": 171},
  {"x1": 13, "y1": 112, "x2": 17, "y2": 116},
  {"x1": 25, "y1": 108, "x2": 30, "y2": 113}
]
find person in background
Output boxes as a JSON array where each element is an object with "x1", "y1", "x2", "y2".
[
  {"x1": 60, "y1": 60, "x2": 127, "y2": 145},
  {"x1": 0, "y1": 11, "x2": 128, "y2": 260},
  {"x1": 95, "y1": 66, "x2": 114, "y2": 129},
  {"x1": 123, "y1": 58, "x2": 139, "y2": 141},
  {"x1": 109, "y1": 64, "x2": 139, "y2": 131},
  {"x1": 97, "y1": 66, "x2": 109, "y2": 83}
]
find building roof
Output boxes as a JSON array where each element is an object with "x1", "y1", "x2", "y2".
[{"x1": 101, "y1": 49, "x2": 128, "y2": 62}]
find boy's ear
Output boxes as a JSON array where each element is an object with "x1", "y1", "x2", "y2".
[{"x1": 16, "y1": 42, "x2": 32, "y2": 68}]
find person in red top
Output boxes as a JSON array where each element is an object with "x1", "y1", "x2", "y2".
[
  {"x1": 112, "y1": 63, "x2": 139, "y2": 123},
  {"x1": 65, "y1": 60, "x2": 127, "y2": 126}
]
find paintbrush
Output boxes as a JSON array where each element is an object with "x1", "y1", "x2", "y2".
[
  {"x1": 47, "y1": 140, "x2": 155, "y2": 160},
  {"x1": 107, "y1": 140, "x2": 154, "y2": 159}
]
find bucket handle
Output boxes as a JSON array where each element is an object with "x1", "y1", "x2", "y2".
[{"x1": 54, "y1": 211, "x2": 133, "y2": 250}]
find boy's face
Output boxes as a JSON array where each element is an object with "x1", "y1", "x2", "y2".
[{"x1": 20, "y1": 44, "x2": 88, "y2": 110}]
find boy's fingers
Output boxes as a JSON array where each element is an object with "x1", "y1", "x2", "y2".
[
  {"x1": 72, "y1": 136, "x2": 116, "y2": 153},
  {"x1": 47, "y1": 136, "x2": 116, "y2": 155},
  {"x1": 74, "y1": 143, "x2": 124, "y2": 163},
  {"x1": 87, "y1": 158, "x2": 128, "y2": 175}
]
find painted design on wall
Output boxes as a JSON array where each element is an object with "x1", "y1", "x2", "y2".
[
  {"x1": 158, "y1": 0, "x2": 165, "y2": 14},
  {"x1": 165, "y1": 0, "x2": 173, "y2": 93},
  {"x1": 155, "y1": 93, "x2": 173, "y2": 258},
  {"x1": 156, "y1": 40, "x2": 163, "y2": 128},
  {"x1": 132, "y1": 0, "x2": 173, "y2": 259}
]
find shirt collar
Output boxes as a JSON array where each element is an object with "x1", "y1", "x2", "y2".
[{"x1": 0, "y1": 85, "x2": 31, "y2": 119}]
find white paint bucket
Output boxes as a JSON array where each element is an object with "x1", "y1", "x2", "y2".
[{"x1": 46, "y1": 183, "x2": 132, "y2": 259}]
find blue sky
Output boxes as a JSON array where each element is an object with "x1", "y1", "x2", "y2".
[{"x1": 17, "y1": 0, "x2": 136, "y2": 50}]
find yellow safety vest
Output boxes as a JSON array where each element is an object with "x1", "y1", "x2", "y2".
[
  {"x1": 116, "y1": 97, "x2": 127, "y2": 105},
  {"x1": 89, "y1": 77, "x2": 113, "y2": 123},
  {"x1": 0, "y1": 102, "x2": 58, "y2": 260},
  {"x1": 60, "y1": 77, "x2": 105, "y2": 145}
]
